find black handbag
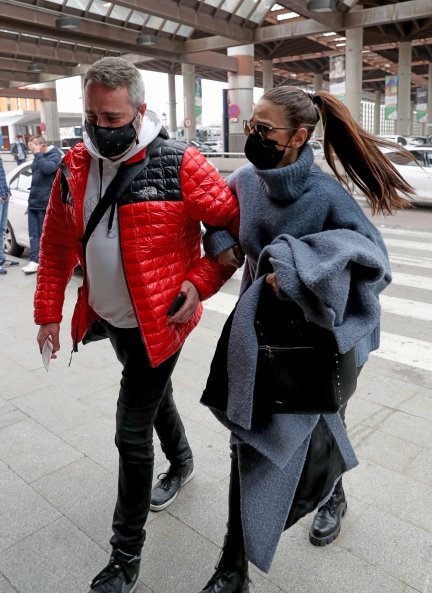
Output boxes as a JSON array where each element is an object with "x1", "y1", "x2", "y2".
[{"x1": 253, "y1": 283, "x2": 357, "y2": 414}]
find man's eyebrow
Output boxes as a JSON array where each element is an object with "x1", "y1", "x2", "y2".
[{"x1": 85, "y1": 110, "x2": 123, "y2": 115}]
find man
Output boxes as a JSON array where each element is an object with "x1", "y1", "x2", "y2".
[
  {"x1": 0, "y1": 156, "x2": 19, "y2": 275},
  {"x1": 10, "y1": 134, "x2": 27, "y2": 166},
  {"x1": 34, "y1": 57, "x2": 239, "y2": 593},
  {"x1": 23, "y1": 134, "x2": 62, "y2": 274}
]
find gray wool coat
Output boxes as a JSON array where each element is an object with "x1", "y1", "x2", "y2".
[{"x1": 204, "y1": 144, "x2": 391, "y2": 572}]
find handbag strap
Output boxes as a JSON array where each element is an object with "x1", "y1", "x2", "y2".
[{"x1": 82, "y1": 135, "x2": 164, "y2": 250}]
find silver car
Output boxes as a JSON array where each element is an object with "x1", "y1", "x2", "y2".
[{"x1": 3, "y1": 161, "x2": 33, "y2": 256}]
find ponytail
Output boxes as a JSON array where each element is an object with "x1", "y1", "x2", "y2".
[{"x1": 314, "y1": 91, "x2": 413, "y2": 214}]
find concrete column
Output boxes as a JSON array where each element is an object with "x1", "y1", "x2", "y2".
[
  {"x1": 168, "y1": 73, "x2": 177, "y2": 138},
  {"x1": 427, "y1": 63, "x2": 432, "y2": 137},
  {"x1": 374, "y1": 91, "x2": 382, "y2": 135},
  {"x1": 181, "y1": 63, "x2": 196, "y2": 141},
  {"x1": 345, "y1": 25, "x2": 363, "y2": 123},
  {"x1": 39, "y1": 82, "x2": 61, "y2": 146},
  {"x1": 314, "y1": 73, "x2": 324, "y2": 138},
  {"x1": 396, "y1": 41, "x2": 412, "y2": 135},
  {"x1": 262, "y1": 59, "x2": 273, "y2": 94},
  {"x1": 227, "y1": 44, "x2": 254, "y2": 152}
]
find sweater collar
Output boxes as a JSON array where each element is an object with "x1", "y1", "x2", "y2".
[{"x1": 254, "y1": 143, "x2": 314, "y2": 202}]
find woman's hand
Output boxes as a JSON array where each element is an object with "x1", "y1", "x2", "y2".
[
  {"x1": 217, "y1": 245, "x2": 245, "y2": 269},
  {"x1": 266, "y1": 272, "x2": 279, "y2": 294}
]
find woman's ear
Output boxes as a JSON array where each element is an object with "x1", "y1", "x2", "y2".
[{"x1": 290, "y1": 127, "x2": 309, "y2": 148}]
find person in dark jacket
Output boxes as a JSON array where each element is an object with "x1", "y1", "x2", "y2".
[
  {"x1": 10, "y1": 135, "x2": 27, "y2": 165},
  {"x1": 23, "y1": 134, "x2": 62, "y2": 274}
]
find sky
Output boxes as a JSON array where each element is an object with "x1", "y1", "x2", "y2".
[{"x1": 55, "y1": 71, "x2": 264, "y2": 129}]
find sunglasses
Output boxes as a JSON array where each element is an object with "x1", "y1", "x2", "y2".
[{"x1": 243, "y1": 120, "x2": 297, "y2": 139}]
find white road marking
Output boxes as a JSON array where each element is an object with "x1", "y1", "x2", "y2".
[
  {"x1": 391, "y1": 272, "x2": 432, "y2": 291},
  {"x1": 384, "y1": 238, "x2": 432, "y2": 252},
  {"x1": 374, "y1": 332, "x2": 432, "y2": 373}
]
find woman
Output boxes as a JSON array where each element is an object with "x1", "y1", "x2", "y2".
[{"x1": 199, "y1": 87, "x2": 413, "y2": 593}]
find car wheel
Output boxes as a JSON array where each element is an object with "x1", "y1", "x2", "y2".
[{"x1": 4, "y1": 221, "x2": 24, "y2": 257}]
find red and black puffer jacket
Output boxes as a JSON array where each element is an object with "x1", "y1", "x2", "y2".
[{"x1": 34, "y1": 137, "x2": 239, "y2": 367}]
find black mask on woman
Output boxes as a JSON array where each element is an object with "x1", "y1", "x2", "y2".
[
  {"x1": 85, "y1": 112, "x2": 140, "y2": 159},
  {"x1": 244, "y1": 133, "x2": 288, "y2": 170}
]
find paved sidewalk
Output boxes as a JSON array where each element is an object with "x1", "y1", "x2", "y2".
[{"x1": 0, "y1": 260, "x2": 431, "y2": 593}]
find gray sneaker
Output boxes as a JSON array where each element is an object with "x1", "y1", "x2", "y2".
[{"x1": 150, "y1": 459, "x2": 194, "y2": 511}]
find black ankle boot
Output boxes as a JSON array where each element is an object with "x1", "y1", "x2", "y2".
[
  {"x1": 199, "y1": 539, "x2": 249, "y2": 593},
  {"x1": 309, "y1": 480, "x2": 347, "y2": 546}
]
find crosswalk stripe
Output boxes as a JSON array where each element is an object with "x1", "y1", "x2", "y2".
[
  {"x1": 204, "y1": 291, "x2": 237, "y2": 316},
  {"x1": 390, "y1": 255, "x2": 432, "y2": 270},
  {"x1": 380, "y1": 295, "x2": 432, "y2": 321},
  {"x1": 206, "y1": 291, "x2": 432, "y2": 322},
  {"x1": 391, "y1": 272, "x2": 432, "y2": 291},
  {"x1": 384, "y1": 238, "x2": 432, "y2": 252},
  {"x1": 379, "y1": 227, "x2": 432, "y2": 239},
  {"x1": 374, "y1": 332, "x2": 432, "y2": 373}
]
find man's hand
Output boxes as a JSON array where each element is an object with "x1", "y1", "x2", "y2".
[
  {"x1": 266, "y1": 272, "x2": 279, "y2": 294},
  {"x1": 217, "y1": 245, "x2": 245, "y2": 269},
  {"x1": 37, "y1": 323, "x2": 60, "y2": 359},
  {"x1": 168, "y1": 280, "x2": 200, "y2": 324}
]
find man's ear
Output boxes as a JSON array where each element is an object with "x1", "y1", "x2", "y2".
[{"x1": 139, "y1": 103, "x2": 147, "y2": 117}]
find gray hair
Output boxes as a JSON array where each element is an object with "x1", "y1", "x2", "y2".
[{"x1": 84, "y1": 57, "x2": 145, "y2": 109}]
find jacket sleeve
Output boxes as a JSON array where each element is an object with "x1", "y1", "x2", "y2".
[
  {"x1": 180, "y1": 146, "x2": 240, "y2": 300},
  {"x1": 34, "y1": 150, "x2": 62, "y2": 175},
  {"x1": 34, "y1": 169, "x2": 79, "y2": 325}
]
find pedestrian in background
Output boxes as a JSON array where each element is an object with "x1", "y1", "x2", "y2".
[
  {"x1": 10, "y1": 135, "x2": 27, "y2": 165},
  {"x1": 199, "y1": 86, "x2": 413, "y2": 592},
  {"x1": 0, "y1": 156, "x2": 19, "y2": 275},
  {"x1": 23, "y1": 134, "x2": 62, "y2": 274}
]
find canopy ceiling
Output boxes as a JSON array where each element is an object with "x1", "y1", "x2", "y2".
[{"x1": 0, "y1": 0, "x2": 431, "y2": 96}]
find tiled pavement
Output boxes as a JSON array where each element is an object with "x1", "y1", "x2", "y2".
[{"x1": 0, "y1": 209, "x2": 431, "y2": 592}]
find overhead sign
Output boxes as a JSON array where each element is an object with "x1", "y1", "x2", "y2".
[
  {"x1": 184, "y1": 117, "x2": 192, "y2": 128},
  {"x1": 228, "y1": 103, "x2": 240, "y2": 118}
]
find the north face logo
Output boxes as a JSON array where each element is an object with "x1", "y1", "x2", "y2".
[{"x1": 138, "y1": 186, "x2": 158, "y2": 198}]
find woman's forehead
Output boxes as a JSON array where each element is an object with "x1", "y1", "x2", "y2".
[{"x1": 252, "y1": 99, "x2": 285, "y2": 122}]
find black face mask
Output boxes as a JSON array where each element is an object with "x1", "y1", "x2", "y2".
[
  {"x1": 244, "y1": 133, "x2": 288, "y2": 170},
  {"x1": 85, "y1": 112, "x2": 140, "y2": 158}
]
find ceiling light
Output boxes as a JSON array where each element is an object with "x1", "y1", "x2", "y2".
[
  {"x1": 136, "y1": 34, "x2": 157, "y2": 46},
  {"x1": 307, "y1": 0, "x2": 336, "y2": 12},
  {"x1": 28, "y1": 63, "x2": 45, "y2": 73},
  {"x1": 55, "y1": 16, "x2": 82, "y2": 29}
]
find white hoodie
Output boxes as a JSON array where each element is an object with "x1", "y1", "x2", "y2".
[{"x1": 83, "y1": 110, "x2": 162, "y2": 328}]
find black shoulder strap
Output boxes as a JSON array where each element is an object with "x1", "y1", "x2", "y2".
[{"x1": 82, "y1": 135, "x2": 165, "y2": 249}]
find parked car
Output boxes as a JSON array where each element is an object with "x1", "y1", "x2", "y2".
[
  {"x1": 200, "y1": 140, "x2": 223, "y2": 153},
  {"x1": 377, "y1": 134, "x2": 408, "y2": 146},
  {"x1": 4, "y1": 161, "x2": 33, "y2": 256},
  {"x1": 405, "y1": 135, "x2": 432, "y2": 147},
  {"x1": 309, "y1": 139, "x2": 324, "y2": 159},
  {"x1": 382, "y1": 145, "x2": 432, "y2": 205}
]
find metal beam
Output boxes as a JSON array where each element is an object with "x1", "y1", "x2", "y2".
[
  {"x1": 0, "y1": 37, "x2": 109, "y2": 66},
  {"x1": 255, "y1": 0, "x2": 432, "y2": 45},
  {"x1": 344, "y1": 0, "x2": 432, "y2": 30},
  {"x1": 0, "y1": 57, "x2": 73, "y2": 77},
  {"x1": 0, "y1": 3, "x2": 238, "y2": 72},
  {"x1": 87, "y1": 0, "x2": 253, "y2": 41}
]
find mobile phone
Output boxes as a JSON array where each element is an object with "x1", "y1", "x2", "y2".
[{"x1": 167, "y1": 293, "x2": 186, "y2": 316}]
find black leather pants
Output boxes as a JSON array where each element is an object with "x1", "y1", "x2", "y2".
[{"x1": 103, "y1": 322, "x2": 192, "y2": 554}]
